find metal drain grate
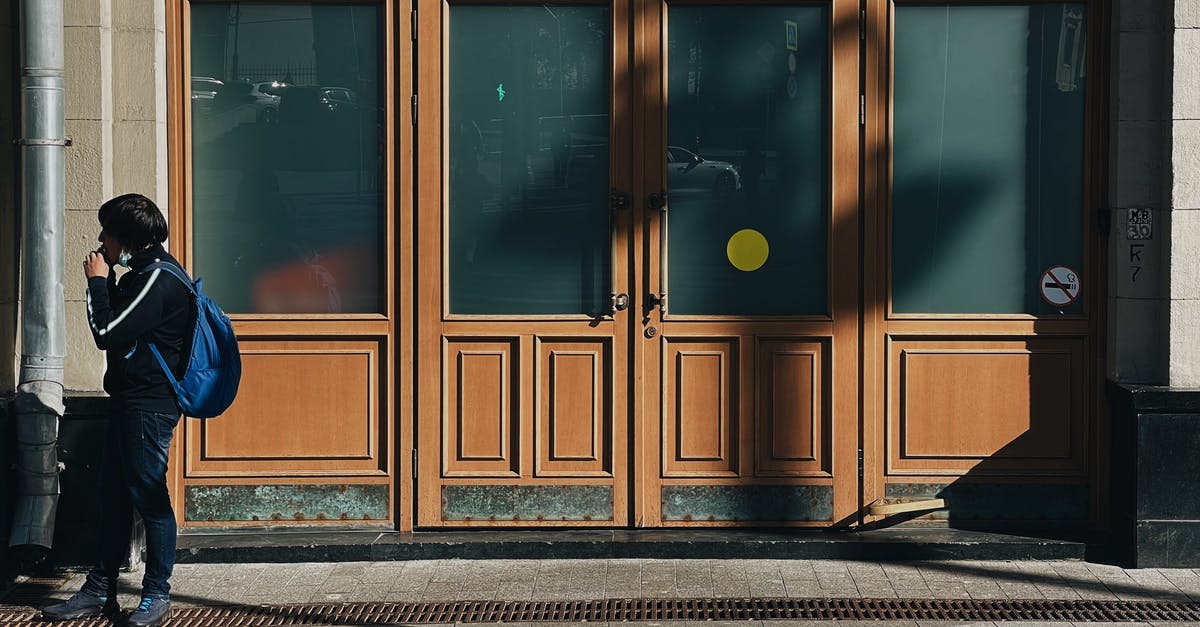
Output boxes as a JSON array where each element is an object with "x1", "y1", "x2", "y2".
[
  {"x1": 3, "y1": 597, "x2": 1200, "y2": 624},
  {"x1": 0, "y1": 574, "x2": 74, "y2": 608}
]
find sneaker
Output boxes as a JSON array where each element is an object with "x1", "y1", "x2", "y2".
[
  {"x1": 127, "y1": 596, "x2": 172, "y2": 627},
  {"x1": 41, "y1": 590, "x2": 118, "y2": 620}
]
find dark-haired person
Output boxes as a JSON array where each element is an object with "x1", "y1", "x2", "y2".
[{"x1": 42, "y1": 194, "x2": 191, "y2": 627}]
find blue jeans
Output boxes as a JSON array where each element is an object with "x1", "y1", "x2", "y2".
[{"x1": 81, "y1": 408, "x2": 180, "y2": 600}]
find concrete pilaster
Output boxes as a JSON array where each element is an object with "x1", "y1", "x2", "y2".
[
  {"x1": 1108, "y1": 0, "x2": 1173, "y2": 384},
  {"x1": 62, "y1": 0, "x2": 114, "y2": 392},
  {"x1": 53, "y1": 0, "x2": 169, "y2": 392},
  {"x1": 1170, "y1": 5, "x2": 1200, "y2": 387}
]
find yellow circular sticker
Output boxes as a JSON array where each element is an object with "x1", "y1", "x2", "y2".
[{"x1": 726, "y1": 229, "x2": 769, "y2": 271}]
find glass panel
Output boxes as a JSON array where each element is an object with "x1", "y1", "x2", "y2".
[
  {"x1": 892, "y1": 4, "x2": 1086, "y2": 314},
  {"x1": 190, "y1": 3, "x2": 385, "y2": 314},
  {"x1": 666, "y1": 6, "x2": 829, "y2": 316},
  {"x1": 449, "y1": 5, "x2": 612, "y2": 315}
]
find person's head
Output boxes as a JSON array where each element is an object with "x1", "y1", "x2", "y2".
[{"x1": 97, "y1": 193, "x2": 167, "y2": 266}]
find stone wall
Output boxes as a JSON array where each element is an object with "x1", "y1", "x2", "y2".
[
  {"x1": 62, "y1": 0, "x2": 168, "y2": 392},
  {"x1": 1108, "y1": 0, "x2": 1173, "y2": 385},
  {"x1": 1170, "y1": 1, "x2": 1200, "y2": 387}
]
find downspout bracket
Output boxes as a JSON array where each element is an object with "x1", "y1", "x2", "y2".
[{"x1": 12, "y1": 138, "x2": 72, "y2": 146}]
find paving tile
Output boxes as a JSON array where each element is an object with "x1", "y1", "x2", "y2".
[
  {"x1": 927, "y1": 582, "x2": 970, "y2": 599},
  {"x1": 748, "y1": 579, "x2": 786, "y2": 597},
  {"x1": 894, "y1": 587, "x2": 935, "y2": 598},
  {"x1": 318, "y1": 576, "x2": 367, "y2": 594},
  {"x1": 534, "y1": 587, "x2": 582, "y2": 600},
  {"x1": 286, "y1": 565, "x2": 336, "y2": 587},
  {"x1": 997, "y1": 582, "x2": 1045, "y2": 600},
  {"x1": 778, "y1": 561, "x2": 817, "y2": 577},
  {"x1": 782, "y1": 578, "x2": 821, "y2": 597},
  {"x1": 812, "y1": 561, "x2": 850, "y2": 574},
  {"x1": 1034, "y1": 584, "x2": 1083, "y2": 600},
  {"x1": 856, "y1": 589, "x2": 898, "y2": 598},
  {"x1": 259, "y1": 584, "x2": 320, "y2": 605},
  {"x1": 361, "y1": 565, "x2": 409, "y2": 586},
  {"x1": 420, "y1": 581, "x2": 463, "y2": 602},
  {"x1": 391, "y1": 568, "x2": 436, "y2": 592},
  {"x1": 672, "y1": 587, "x2": 713, "y2": 600},
  {"x1": 815, "y1": 573, "x2": 855, "y2": 587},
  {"x1": 1068, "y1": 581, "x2": 1119, "y2": 600},
  {"x1": 711, "y1": 581, "x2": 752, "y2": 598},
  {"x1": 603, "y1": 588, "x2": 642, "y2": 600},
  {"x1": 382, "y1": 586, "x2": 426, "y2": 603},
  {"x1": 454, "y1": 587, "x2": 497, "y2": 601},
  {"x1": 330, "y1": 562, "x2": 370, "y2": 577}
]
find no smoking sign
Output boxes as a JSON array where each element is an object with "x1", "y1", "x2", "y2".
[{"x1": 1039, "y1": 266, "x2": 1081, "y2": 307}]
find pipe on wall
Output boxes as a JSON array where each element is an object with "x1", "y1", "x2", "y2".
[{"x1": 9, "y1": 0, "x2": 66, "y2": 550}]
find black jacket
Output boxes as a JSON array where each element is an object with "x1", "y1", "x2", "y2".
[{"x1": 86, "y1": 244, "x2": 193, "y2": 413}]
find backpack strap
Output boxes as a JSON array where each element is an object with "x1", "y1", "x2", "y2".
[
  {"x1": 147, "y1": 342, "x2": 181, "y2": 387},
  {"x1": 142, "y1": 260, "x2": 194, "y2": 392},
  {"x1": 143, "y1": 261, "x2": 196, "y2": 295}
]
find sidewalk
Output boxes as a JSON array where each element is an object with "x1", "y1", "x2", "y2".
[{"x1": 6, "y1": 558, "x2": 1200, "y2": 625}]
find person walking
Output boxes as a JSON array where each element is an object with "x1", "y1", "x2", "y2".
[{"x1": 42, "y1": 194, "x2": 191, "y2": 627}]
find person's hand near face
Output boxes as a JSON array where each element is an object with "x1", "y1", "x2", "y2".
[
  {"x1": 83, "y1": 250, "x2": 109, "y2": 279},
  {"x1": 85, "y1": 228, "x2": 119, "y2": 279}
]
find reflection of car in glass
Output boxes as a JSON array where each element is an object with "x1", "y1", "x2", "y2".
[
  {"x1": 667, "y1": 145, "x2": 741, "y2": 195},
  {"x1": 191, "y1": 76, "x2": 223, "y2": 113},
  {"x1": 250, "y1": 81, "x2": 286, "y2": 122},
  {"x1": 319, "y1": 87, "x2": 357, "y2": 112}
]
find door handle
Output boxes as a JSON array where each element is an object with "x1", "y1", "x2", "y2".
[
  {"x1": 611, "y1": 292, "x2": 629, "y2": 313},
  {"x1": 646, "y1": 292, "x2": 665, "y2": 311}
]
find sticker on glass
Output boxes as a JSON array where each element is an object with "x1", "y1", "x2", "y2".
[{"x1": 1039, "y1": 265, "x2": 1080, "y2": 307}]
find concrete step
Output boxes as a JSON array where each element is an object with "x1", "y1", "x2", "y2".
[{"x1": 176, "y1": 528, "x2": 1087, "y2": 563}]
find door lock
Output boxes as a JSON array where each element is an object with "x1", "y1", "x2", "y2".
[
  {"x1": 611, "y1": 292, "x2": 629, "y2": 313},
  {"x1": 647, "y1": 191, "x2": 668, "y2": 211},
  {"x1": 610, "y1": 190, "x2": 630, "y2": 210}
]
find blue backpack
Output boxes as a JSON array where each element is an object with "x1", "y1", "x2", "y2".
[{"x1": 144, "y1": 262, "x2": 241, "y2": 419}]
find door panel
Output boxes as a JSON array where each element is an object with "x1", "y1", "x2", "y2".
[
  {"x1": 887, "y1": 338, "x2": 1086, "y2": 476},
  {"x1": 755, "y1": 340, "x2": 829, "y2": 478},
  {"x1": 536, "y1": 339, "x2": 613, "y2": 477},
  {"x1": 663, "y1": 339, "x2": 739, "y2": 477},
  {"x1": 443, "y1": 340, "x2": 519, "y2": 477}
]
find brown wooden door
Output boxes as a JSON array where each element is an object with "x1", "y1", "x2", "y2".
[
  {"x1": 169, "y1": 1, "x2": 406, "y2": 529},
  {"x1": 861, "y1": 0, "x2": 1101, "y2": 525},
  {"x1": 416, "y1": 0, "x2": 861, "y2": 527},
  {"x1": 416, "y1": 0, "x2": 634, "y2": 526},
  {"x1": 634, "y1": 0, "x2": 861, "y2": 526}
]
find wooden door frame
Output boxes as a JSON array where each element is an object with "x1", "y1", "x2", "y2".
[{"x1": 862, "y1": 0, "x2": 1110, "y2": 527}]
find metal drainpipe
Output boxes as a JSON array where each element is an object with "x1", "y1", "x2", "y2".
[{"x1": 9, "y1": 0, "x2": 66, "y2": 550}]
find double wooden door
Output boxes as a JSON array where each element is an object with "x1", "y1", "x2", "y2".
[{"x1": 416, "y1": 0, "x2": 861, "y2": 527}]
